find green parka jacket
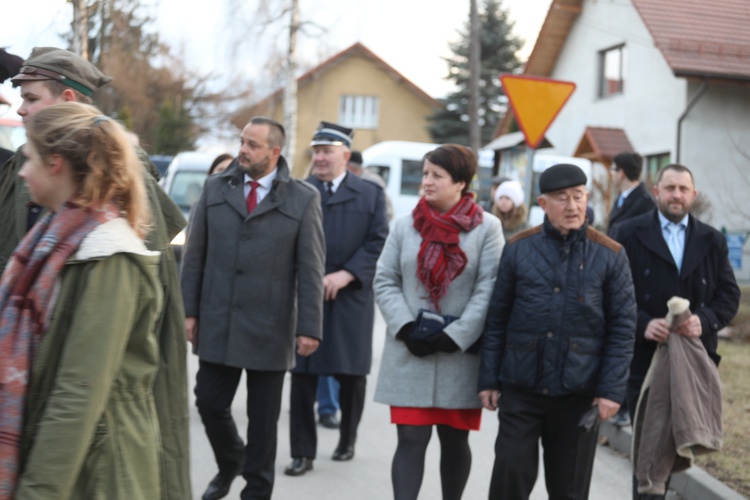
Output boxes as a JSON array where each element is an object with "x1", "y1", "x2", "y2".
[
  {"x1": 0, "y1": 149, "x2": 192, "y2": 499},
  {"x1": 15, "y1": 218, "x2": 163, "y2": 499}
]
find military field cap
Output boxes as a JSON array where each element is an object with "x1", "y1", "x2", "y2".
[
  {"x1": 310, "y1": 121, "x2": 353, "y2": 148},
  {"x1": 11, "y1": 47, "x2": 112, "y2": 97},
  {"x1": 539, "y1": 163, "x2": 588, "y2": 194}
]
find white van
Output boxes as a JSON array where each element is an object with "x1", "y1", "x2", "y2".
[
  {"x1": 361, "y1": 141, "x2": 434, "y2": 219},
  {"x1": 361, "y1": 141, "x2": 493, "y2": 220}
]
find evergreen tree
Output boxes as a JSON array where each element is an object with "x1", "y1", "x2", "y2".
[{"x1": 428, "y1": 0, "x2": 523, "y2": 146}]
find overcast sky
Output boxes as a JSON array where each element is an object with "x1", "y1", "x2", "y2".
[{"x1": 2, "y1": 0, "x2": 551, "y2": 124}]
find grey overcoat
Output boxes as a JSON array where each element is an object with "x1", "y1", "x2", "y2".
[
  {"x1": 181, "y1": 158, "x2": 325, "y2": 370},
  {"x1": 373, "y1": 211, "x2": 504, "y2": 408}
]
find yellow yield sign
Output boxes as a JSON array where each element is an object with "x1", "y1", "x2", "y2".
[{"x1": 500, "y1": 75, "x2": 576, "y2": 149}]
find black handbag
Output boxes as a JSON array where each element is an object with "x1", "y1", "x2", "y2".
[{"x1": 411, "y1": 309, "x2": 481, "y2": 354}]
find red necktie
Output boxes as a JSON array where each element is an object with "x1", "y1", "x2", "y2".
[{"x1": 246, "y1": 181, "x2": 260, "y2": 214}]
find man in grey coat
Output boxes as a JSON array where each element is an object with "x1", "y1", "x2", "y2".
[
  {"x1": 181, "y1": 117, "x2": 325, "y2": 500},
  {"x1": 285, "y1": 121, "x2": 388, "y2": 476}
]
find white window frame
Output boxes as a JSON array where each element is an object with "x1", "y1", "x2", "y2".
[
  {"x1": 339, "y1": 95, "x2": 379, "y2": 129},
  {"x1": 598, "y1": 44, "x2": 626, "y2": 98}
]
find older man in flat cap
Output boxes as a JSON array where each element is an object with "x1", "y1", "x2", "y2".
[
  {"x1": 284, "y1": 121, "x2": 388, "y2": 476},
  {"x1": 478, "y1": 164, "x2": 636, "y2": 499},
  {"x1": 0, "y1": 47, "x2": 192, "y2": 500}
]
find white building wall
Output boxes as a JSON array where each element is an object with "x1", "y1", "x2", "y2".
[
  {"x1": 544, "y1": 0, "x2": 687, "y2": 162},
  {"x1": 682, "y1": 81, "x2": 750, "y2": 231}
]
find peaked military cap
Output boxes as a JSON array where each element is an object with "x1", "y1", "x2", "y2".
[
  {"x1": 310, "y1": 121, "x2": 354, "y2": 148},
  {"x1": 11, "y1": 47, "x2": 112, "y2": 97}
]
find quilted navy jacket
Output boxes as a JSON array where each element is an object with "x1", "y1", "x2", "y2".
[{"x1": 478, "y1": 218, "x2": 637, "y2": 403}]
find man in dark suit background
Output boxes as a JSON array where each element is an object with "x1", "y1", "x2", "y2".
[
  {"x1": 611, "y1": 163, "x2": 739, "y2": 500},
  {"x1": 607, "y1": 151, "x2": 656, "y2": 237},
  {"x1": 181, "y1": 116, "x2": 325, "y2": 500},
  {"x1": 606, "y1": 151, "x2": 656, "y2": 426},
  {"x1": 284, "y1": 121, "x2": 388, "y2": 476}
]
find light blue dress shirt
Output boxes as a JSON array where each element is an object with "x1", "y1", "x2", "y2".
[{"x1": 658, "y1": 211, "x2": 688, "y2": 272}]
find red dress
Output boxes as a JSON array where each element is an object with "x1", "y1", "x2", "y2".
[{"x1": 390, "y1": 406, "x2": 482, "y2": 431}]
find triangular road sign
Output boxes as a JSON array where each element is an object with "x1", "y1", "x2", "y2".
[{"x1": 500, "y1": 75, "x2": 576, "y2": 149}]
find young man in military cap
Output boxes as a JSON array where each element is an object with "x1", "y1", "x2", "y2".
[
  {"x1": 0, "y1": 46, "x2": 192, "y2": 500},
  {"x1": 478, "y1": 164, "x2": 636, "y2": 499},
  {"x1": 284, "y1": 121, "x2": 388, "y2": 476},
  {"x1": 0, "y1": 47, "x2": 112, "y2": 267}
]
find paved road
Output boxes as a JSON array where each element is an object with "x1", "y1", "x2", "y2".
[{"x1": 189, "y1": 309, "x2": 637, "y2": 499}]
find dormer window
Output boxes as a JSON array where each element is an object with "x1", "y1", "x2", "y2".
[{"x1": 598, "y1": 44, "x2": 626, "y2": 97}]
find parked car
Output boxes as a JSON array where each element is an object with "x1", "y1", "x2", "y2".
[
  {"x1": 160, "y1": 151, "x2": 215, "y2": 262},
  {"x1": 149, "y1": 154, "x2": 174, "y2": 178}
]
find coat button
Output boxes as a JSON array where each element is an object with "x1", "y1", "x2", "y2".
[
  {"x1": 542, "y1": 388, "x2": 549, "y2": 394},
  {"x1": 553, "y1": 287, "x2": 560, "y2": 293},
  {"x1": 644, "y1": 269, "x2": 650, "y2": 276},
  {"x1": 644, "y1": 293, "x2": 650, "y2": 301},
  {"x1": 547, "y1": 331, "x2": 554, "y2": 338}
]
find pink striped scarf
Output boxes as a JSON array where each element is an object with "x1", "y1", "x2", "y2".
[{"x1": 0, "y1": 201, "x2": 118, "y2": 498}]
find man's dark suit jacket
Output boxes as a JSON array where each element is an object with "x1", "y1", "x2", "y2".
[
  {"x1": 611, "y1": 210, "x2": 740, "y2": 379},
  {"x1": 607, "y1": 182, "x2": 656, "y2": 237}
]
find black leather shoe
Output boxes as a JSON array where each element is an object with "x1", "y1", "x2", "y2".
[
  {"x1": 284, "y1": 457, "x2": 314, "y2": 476},
  {"x1": 202, "y1": 473, "x2": 236, "y2": 500},
  {"x1": 332, "y1": 446, "x2": 354, "y2": 461},
  {"x1": 318, "y1": 413, "x2": 340, "y2": 429}
]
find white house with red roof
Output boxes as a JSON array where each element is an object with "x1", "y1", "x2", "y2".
[{"x1": 494, "y1": 0, "x2": 750, "y2": 253}]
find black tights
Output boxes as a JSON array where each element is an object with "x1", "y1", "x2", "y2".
[{"x1": 392, "y1": 424, "x2": 472, "y2": 500}]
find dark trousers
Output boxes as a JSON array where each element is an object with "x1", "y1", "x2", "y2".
[
  {"x1": 627, "y1": 375, "x2": 669, "y2": 500},
  {"x1": 195, "y1": 360, "x2": 285, "y2": 500},
  {"x1": 489, "y1": 389, "x2": 599, "y2": 500},
  {"x1": 289, "y1": 372, "x2": 367, "y2": 458}
]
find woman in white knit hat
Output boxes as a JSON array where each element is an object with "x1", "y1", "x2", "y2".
[{"x1": 492, "y1": 179, "x2": 530, "y2": 239}]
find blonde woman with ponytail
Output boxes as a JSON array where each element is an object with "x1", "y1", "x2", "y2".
[{"x1": 0, "y1": 102, "x2": 164, "y2": 499}]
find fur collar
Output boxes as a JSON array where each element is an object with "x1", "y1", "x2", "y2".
[{"x1": 75, "y1": 218, "x2": 159, "y2": 261}]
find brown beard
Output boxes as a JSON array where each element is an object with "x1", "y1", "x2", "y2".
[{"x1": 239, "y1": 155, "x2": 271, "y2": 179}]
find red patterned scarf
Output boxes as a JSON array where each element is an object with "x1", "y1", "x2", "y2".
[
  {"x1": 0, "y1": 201, "x2": 118, "y2": 498},
  {"x1": 413, "y1": 194, "x2": 483, "y2": 311}
]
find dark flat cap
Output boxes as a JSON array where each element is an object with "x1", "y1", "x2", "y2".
[
  {"x1": 11, "y1": 47, "x2": 111, "y2": 97},
  {"x1": 539, "y1": 163, "x2": 587, "y2": 193},
  {"x1": 349, "y1": 150, "x2": 362, "y2": 165},
  {"x1": 311, "y1": 121, "x2": 353, "y2": 148}
]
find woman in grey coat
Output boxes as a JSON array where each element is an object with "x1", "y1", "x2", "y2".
[{"x1": 373, "y1": 144, "x2": 504, "y2": 500}]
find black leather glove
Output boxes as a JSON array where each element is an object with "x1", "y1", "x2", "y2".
[
  {"x1": 430, "y1": 332, "x2": 460, "y2": 353},
  {"x1": 403, "y1": 336, "x2": 437, "y2": 357},
  {"x1": 396, "y1": 322, "x2": 416, "y2": 341}
]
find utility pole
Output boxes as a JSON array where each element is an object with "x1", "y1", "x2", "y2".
[
  {"x1": 283, "y1": 0, "x2": 299, "y2": 171},
  {"x1": 468, "y1": 0, "x2": 481, "y2": 154}
]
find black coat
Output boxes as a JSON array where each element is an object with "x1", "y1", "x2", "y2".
[
  {"x1": 293, "y1": 173, "x2": 389, "y2": 375},
  {"x1": 607, "y1": 182, "x2": 656, "y2": 237},
  {"x1": 478, "y1": 219, "x2": 636, "y2": 403},
  {"x1": 611, "y1": 210, "x2": 740, "y2": 379}
]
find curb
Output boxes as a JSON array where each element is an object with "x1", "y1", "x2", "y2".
[{"x1": 599, "y1": 421, "x2": 747, "y2": 500}]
